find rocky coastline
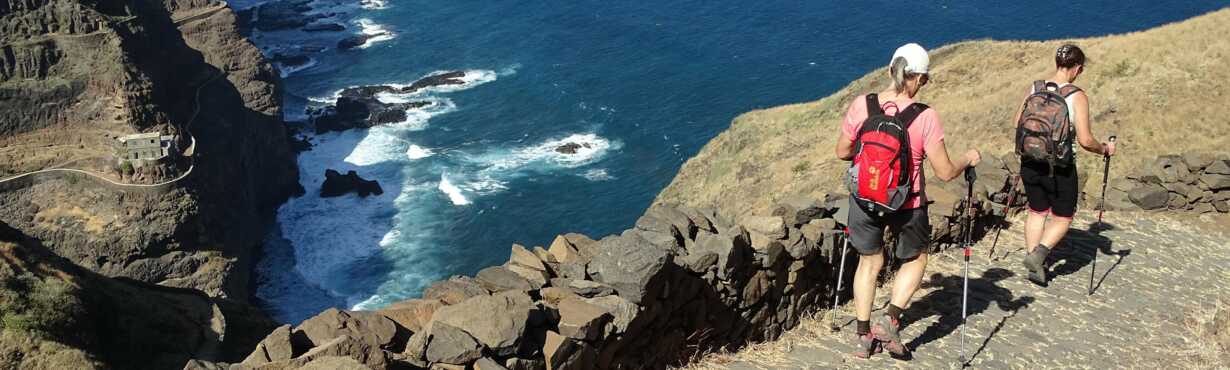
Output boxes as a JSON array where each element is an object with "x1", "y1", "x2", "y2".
[{"x1": 308, "y1": 71, "x2": 468, "y2": 134}]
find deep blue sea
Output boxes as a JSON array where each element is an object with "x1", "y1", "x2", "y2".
[{"x1": 235, "y1": 0, "x2": 1230, "y2": 323}]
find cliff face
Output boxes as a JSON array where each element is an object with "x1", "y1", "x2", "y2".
[
  {"x1": 0, "y1": 221, "x2": 277, "y2": 369},
  {"x1": 655, "y1": 8, "x2": 1230, "y2": 217},
  {"x1": 0, "y1": 0, "x2": 301, "y2": 300}
]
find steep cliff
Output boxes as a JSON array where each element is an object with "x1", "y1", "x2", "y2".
[
  {"x1": 0, "y1": 0, "x2": 301, "y2": 300},
  {"x1": 0, "y1": 221, "x2": 277, "y2": 370}
]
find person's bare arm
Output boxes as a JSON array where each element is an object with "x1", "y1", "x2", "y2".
[
  {"x1": 836, "y1": 130, "x2": 855, "y2": 161},
  {"x1": 926, "y1": 139, "x2": 979, "y2": 181},
  {"x1": 1071, "y1": 92, "x2": 1112, "y2": 155}
]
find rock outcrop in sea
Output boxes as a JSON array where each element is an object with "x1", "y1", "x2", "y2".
[
  {"x1": 309, "y1": 71, "x2": 468, "y2": 133},
  {"x1": 320, "y1": 169, "x2": 384, "y2": 198}
]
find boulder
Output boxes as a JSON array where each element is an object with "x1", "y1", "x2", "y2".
[
  {"x1": 771, "y1": 195, "x2": 826, "y2": 226},
  {"x1": 242, "y1": 324, "x2": 298, "y2": 366},
  {"x1": 303, "y1": 22, "x2": 346, "y2": 32},
  {"x1": 583, "y1": 295, "x2": 639, "y2": 335},
  {"x1": 255, "y1": 335, "x2": 389, "y2": 370},
  {"x1": 506, "y1": 263, "x2": 549, "y2": 290},
  {"x1": 295, "y1": 309, "x2": 400, "y2": 350},
  {"x1": 402, "y1": 330, "x2": 430, "y2": 365},
  {"x1": 675, "y1": 250, "x2": 718, "y2": 274},
  {"x1": 474, "y1": 357, "x2": 510, "y2": 370},
  {"x1": 424, "y1": 322, "x2": 483, "y2": 365},
  {"x1": 557, "y1": 297, "x2": 612, "y2": 341},
  {"x1": 505, "y1": 358, "x2": 547, "y2": 370},
  {"x1": 338, "y1": 35, "x2": 372, "y2": 50},
  {"x1": 548, "y1": 234, "x2": 598, "y2": 264},
  {"x1": 586, "y1": 235, "x2": 671, "y2": 304},
  {"x1": 1215, "y1": 200, "x2": 1230, "y2": 213},
  {"x1": 378, "y1": 299, "x2": 444, "y2": 334},
  {"x1": 510, "y1": 244, "x2": 549, "y2": 272},
  {"x1": 1151, "y1": 155, "x2": 1189, "y2": 184},
  {"x1": 555, "y1": 142, "x2": 592, "y2": 154},
  {"x1": 299, "y1": 356, "x2": 370, "y2": 370},
  {"x1": 423, "y1": 277, "x2": 489, "y2": 305},
  {"x1": 678, "y1": 206, "x2": 717, "y2": 233},
  {"x1": 1103, "y1": 188, "x2": 1139, "y2": 211},
  {"x1": 476, "y1": 266, "x2": 534, "y2": 292},
  {"x1": 320, "y1": 169, "x2": 384, "y2": 197},
  {"x1": 783, "y1": 232, "x2": 816, "y2": 260},
  {"x1": 1183, "y1": 152, "x2": 1217, "y2": 172},
  {"x1": 540, "y1": 287, "x2": 581, "y2": 307},
  {"x1": 742, "y1": 216, "x2": 787, "y2": 240},
  {"x1": 1195, "y1": 202, "x2": 1217, "y2": 214},
  {"x1": 623, "y1": 228, "x2": 683, "y2": 252},
  {"x1": 543, "y1": 331, "x2": 597, "y2": 370},
  {"x1": 1128, "y1": 183, "x2": 1170, "y2": 210},
  {"x1": 691, "y1": 226, "x2": 752, "y2": 280},
  {"x1": 532, "y1": 246, "x2": 557, "y2": 264},
  {"x1": 1201, "y1": 173, "x2": 1230, "y2": 191},
  {"x1": 567, "y1": 280, "x2": 615, "y2": 298},
  {"x1": 432, "y1": 291, "x2": 535, "y2": 356},
  {"x1": 750, "y1": 236, "x2": 786, "y2": 269},
  {"x1": 637, "y1": 205, "x2": 698, "y2": 240},
  {"x1": 1207, "y1": 160, "x2": 1230, "y2": 175}
]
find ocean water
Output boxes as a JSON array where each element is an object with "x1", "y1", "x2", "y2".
[{"x1": 238, "y1": 0, "x2": 1230, "y2": 323}]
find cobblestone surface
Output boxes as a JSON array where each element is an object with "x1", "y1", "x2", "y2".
[{"x1": 715, "y1": 212, "x2": 1230, "y2": 369}]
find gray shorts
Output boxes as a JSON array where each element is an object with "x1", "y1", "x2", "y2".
[{"x1": 847, "y1": 198, "x2": 931, "y2": 259}]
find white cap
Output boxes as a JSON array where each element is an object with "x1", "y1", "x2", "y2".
[{"x1": 891, "y1": 43, "x2": 930, "y2": 74}]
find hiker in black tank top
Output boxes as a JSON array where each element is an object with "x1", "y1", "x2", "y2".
[{"x1": 1012, "y1": 44, "x2": 1117, "y2": 286}]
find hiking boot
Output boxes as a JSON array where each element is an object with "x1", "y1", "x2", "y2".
[
  {"x1": 871, "y1": 314, "x2": 910, "y2": 358},
  {"x1": 1023, "y1": 245, "x2": 1050, "y2": 286},
  {"x1": 852, "y1": 332, "x2": 881, "y2": 359}
]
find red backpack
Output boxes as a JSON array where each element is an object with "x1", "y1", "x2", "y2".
[{"x1": 847, "y1": 94, "x2": 928, "y2": 216}]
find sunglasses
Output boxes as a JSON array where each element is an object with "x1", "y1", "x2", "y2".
[{"x1": 919, "y1": 74, "x2": 930, "y2": 86}]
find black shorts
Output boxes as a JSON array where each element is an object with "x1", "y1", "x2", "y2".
[
  {"x1": 847, "y1": 198, "x2": 931, "y2": 259},
  {"x1": 1020, "y1": 162, "x2": 1079, "y2": 218}
]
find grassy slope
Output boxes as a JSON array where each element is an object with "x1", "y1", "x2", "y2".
[{"x1": 656, "y1": 8, "x2": 1230, "y2": 217}]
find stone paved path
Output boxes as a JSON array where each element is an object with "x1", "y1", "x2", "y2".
[{"x1": 711, "y1": 212, "x2": 1230, "y2": 369}]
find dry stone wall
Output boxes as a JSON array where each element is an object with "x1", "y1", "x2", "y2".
[
  {"x1": 223, "y1": 185, "x2": 1017, "y2": 370},
  {"x1": 1103, "y1": 152, "x2": 1230, "y2": 213}
]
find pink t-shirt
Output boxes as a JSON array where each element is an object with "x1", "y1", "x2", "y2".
[{"x1": 842, "y1": 95, "x2": 945, "y2": 209}]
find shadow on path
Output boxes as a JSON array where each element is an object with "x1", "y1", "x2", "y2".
[
  {"x1": 1049, "y1": 226, "x2": 1128, "y2": 294},
  {"x1": 902, "y1": 268, "x2": 1035, "y2": 354}
]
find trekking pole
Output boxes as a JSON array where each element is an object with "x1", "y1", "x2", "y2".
[
  {"x1": 988, "y1": 175, "x2": 1021, "y2": 260},
  {"x1": 958, "y1": 167, "x2": 977, "y2": 366},
  {"x1": 830, "y1": 229, "x2": 851, "y2": 332},
  {"x1": 1089, "y1": 135, "x2": 1116, "y2": 296}
]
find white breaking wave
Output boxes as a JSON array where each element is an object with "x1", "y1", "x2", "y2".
[
  {"x1": 356, "y1": 19, "x2": 395, "y2": 49},
  {"x1": 583, "y1": 168, "x2": 614, "y2": 181},
  {"x1": 360, "y1": 0, "x2": 388, "y2": 9},
  {"x1": 277, "y1": 58, "x2": 318, "y2": 78},
  {"x1": 438, "y1": 174, "x2": 471, "y2": 206},
  {"x1": 406, "y1": 145, "x2": 434, "y2": 160}
]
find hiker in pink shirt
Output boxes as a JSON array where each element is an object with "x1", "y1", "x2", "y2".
[{"x1": 835, "y1": 43, "x2": 981, "y2": 360}]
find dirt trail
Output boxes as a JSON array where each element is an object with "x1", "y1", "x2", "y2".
[{"x1": 701, "y1": 211, "x2": 1230, "y2": 369}]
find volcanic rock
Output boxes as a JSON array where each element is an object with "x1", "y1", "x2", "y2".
[
  {"x1": 320, "y1": 169, "x2": 384, "y2": 197},
  {"x1": 294, "y1": 308, "x2": 400, "y2": 350},
  {"x1": 303, "y1": 22, "x2": 346, "y2": 32},
  {"x1": 425, "y1": 322, "x2": 483, "y2": 365},
  {"x1": 555, "y1": 142, "x2": 592, "y2": 154},
  {"x1": 432, "y1": 292, "x2": 535, "y2": 356},
  {"x1": 423, "y1": 276, "x2": 489, "y2": 304},
  {"x1": 586, "y1": 235, "x2": 671, "y2": 304}
]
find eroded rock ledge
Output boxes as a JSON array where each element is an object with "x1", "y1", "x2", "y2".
[{"x1": 214, "y1": 178, "x2": 1011, "y2": 370}]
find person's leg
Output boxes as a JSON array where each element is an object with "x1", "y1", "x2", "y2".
[
  {"x1": 1040, "y1": 166, "x2": 1080, "y2": 249},
  {"x1": 872, "y1": 208, "x2": 930, "y2": 357},
  {"x1": 1025, "y1": 209, "x2": 1048, "y2": 252},
  {"x1": 854, "y1": 251, "x2": 885, "y2": 322},
  {"x1": 1021, "y1": 164, "x2": 1051, "y2": 254},
  {"x1": 846, "y1": 198, "x2": 886, "y2": 353},
  {"x1": 889, "y1": 252, "x2": 928, "y2": 309},
  {"x1": 1040, "y1": 216, "x2": 1074, "y2": 248}
]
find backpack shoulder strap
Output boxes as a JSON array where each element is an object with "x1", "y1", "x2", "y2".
[
  {"x1": 896, "y1": 103, "x2": 930, "y2": 128},
  {"x1": 1058, "y1": 84, "x2": 1083, "y2": 98},
  {"x1": 1032, "y1": 80, "x2": 1047, "y2": 94},
  {"x1": 865, "y1": 94, "x2": 883, "y2": 116}
]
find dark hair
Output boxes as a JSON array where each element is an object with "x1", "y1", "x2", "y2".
[{"x1": 1056, "y1": 44, "x2": 1085, "y2": 69}]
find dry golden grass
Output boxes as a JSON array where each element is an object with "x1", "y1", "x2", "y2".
[{"x1": 657, "y1": 8, "x2": 1230, "y2": 217}]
